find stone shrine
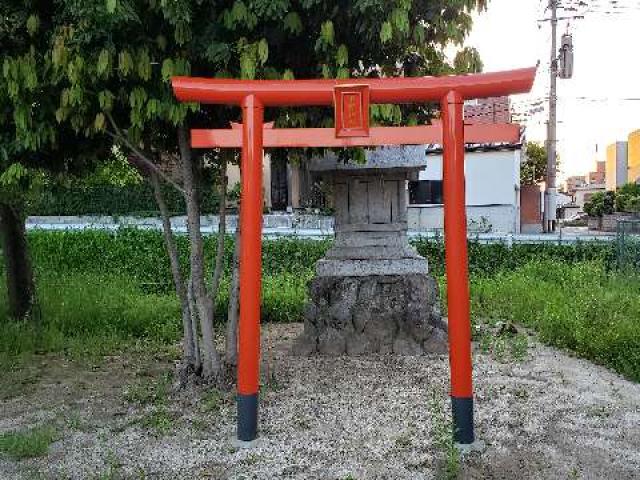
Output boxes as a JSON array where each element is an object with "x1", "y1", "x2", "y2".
[{"x1": 293, "y1": 146, "x2": 447, "y2": 356}]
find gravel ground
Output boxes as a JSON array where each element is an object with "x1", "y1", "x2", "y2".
[{"x1": 1, "y1": 323, "x2": 639, "y2": 480}]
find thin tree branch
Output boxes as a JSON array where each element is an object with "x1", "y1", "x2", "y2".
[
  {"x1": 103, "y1": 112, "x2": 185, "y2": 195},
  {"x1": 151, "y1": 170, "x2": 198, "y2": 369}
]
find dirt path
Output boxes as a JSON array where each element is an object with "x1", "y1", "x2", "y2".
[{"x1": 1, "y1": 323, "x2": 639, "y2": 479}]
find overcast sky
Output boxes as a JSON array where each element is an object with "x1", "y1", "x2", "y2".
[{"x1": 463, "y1": 0, "x2": 640, "y2": 181}]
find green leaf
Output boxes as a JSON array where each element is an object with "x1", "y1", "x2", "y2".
[
  {"x1": 118, "y1": 51, "x2": 133, "y2": 77},
  {"x1": 161, "y1": 59, "x2": 174, "y2": 81},
  {"x1": 52, "y1": 37, "x2": 67, "y2": 67},
  {"x1": 380, "y1": 21, "x2": 393, "y2": 43},
  {"x1": 231, "y1": 0, "x2": 248, "y2": 23},
  {"x1": 94, "y1": 113, "x2": 106, "y2": 132},
  {"x1": 106, "y1": 0, "x2": 117, "y2": 14},
  {"x1": 205, "y1": 43, "x2": 230, "y2": 65},
  {"x1": 97, "y1": 49, "x2": 111, "y2": 77},
  {"x1": 336, "y1": 44, "x2": 348, "y2": 67},
  {"x1": 98, "y1": 90, "x2": 114, "y2": 111},
  {"x1": 413, "y1": 24, "x2": 426, "y2": 44},
  {"x1": 240, "y1": 51, "x2": 256, "y2": 80},
  {"x1": 137, "y1": 49, "x2": 151, "y2": 80},
  {"x1": 55, "y1": 107, "x2": 68, "y2": 123},
  {"x1": 156, "y1": 35, "x2": 167, "y2": 51},
  {"x1": 0, "y1": 163, "x2": 28, "y2": 186},
  {"x1": 26, "y1": 15, "x2": 39, "y2": 36},
  {"x1": 320, "y1": 21, "x2": 335, "y2": 46},
  {"x1": 257, "y1": 39, "x2": 269, "y2": 65},
  {"x1": 391, "y1": 8, "x2": 409, "y2": 34},
  {"x1": 283, "y1": 12, "x2": 303, "y2": 35},
  {"x1": 106, "y1": 0, "x2": 117, "y2": 13},
  {"x1": 283, "y1": 69, "x2": 294, "y2": 80}
]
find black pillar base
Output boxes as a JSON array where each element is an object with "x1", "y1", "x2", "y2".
[
  {"x1": 237, "y1": 393, "x2": 259, "y2": 441},
  {"x1": 451, "y1": 396, "x2": 474, "y2": 444}
]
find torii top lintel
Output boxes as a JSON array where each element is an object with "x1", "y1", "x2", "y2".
[{"x1": 172, "y1": 67, "x2": 536, "y2": 107}]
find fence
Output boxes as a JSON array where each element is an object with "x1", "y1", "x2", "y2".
[{"x1": 616, "y1": 218, "x2": 640, "y2": 273}]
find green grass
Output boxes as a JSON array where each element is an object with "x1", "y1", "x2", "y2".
[
  {"x1": 471, "y1": 261, "x2": 640, "y2": 381},
  {"x1": 0, "y1": 425, "x2": 57, "y2": 459},
  {"x1": 0, "y1": 272, "x2": 181, "y2": 361}
]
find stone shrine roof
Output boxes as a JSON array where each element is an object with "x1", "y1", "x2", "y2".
[{"x1": 309, "y1": 146, "x2": 427, "y2": 172}]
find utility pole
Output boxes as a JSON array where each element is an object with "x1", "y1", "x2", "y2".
[{"x1": 545, "y1": 0, "x2": 558, "y2": 233}]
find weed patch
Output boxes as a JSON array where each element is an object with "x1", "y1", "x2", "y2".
[
  {"x1": 0, "y1": 425, "x2": 57, "y2": 459},
  {"x1": 123, "y1": 374, "x2": 171, "y2": 407},
  {"x1": 140, "y1": 407, "x2": 174, "y2": 435}
]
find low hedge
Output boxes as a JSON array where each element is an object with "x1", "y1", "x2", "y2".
[
  {"x1": 27, "y1": 184, "x2": 219, "y2": 217},
  {"x1": 27, "y1": 229, "x2": 615, "y2": 292}
]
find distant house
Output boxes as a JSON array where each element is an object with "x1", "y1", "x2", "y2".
[
  {"x1": 408, "y1": 142, "x2": 523, "y2": 234},
  {"x1": 565, "y1": 175, "x2": 587, "y2": 197},
  {"x1": 407, "y1": 97, "x2": 524, "y2": 234}
]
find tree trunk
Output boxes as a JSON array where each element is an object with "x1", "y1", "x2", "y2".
[
  {"x1": 210, "y1": 159, "x2": 227, "y2": 298},
  {"x1": 178, "y1": 126, "x2": 222, "y2": 380},
  {"x1": 225, "y1": 221, "x2": 241, "y2": 366},
  {"x1": 187, "y1": 276, "x2": 202, "y2": 370},
  {"x1": 0, "y1": 202, "x2": 35, "y2": 320},
  {"x1": 150, "y1": 172, "x2": 198, "y2": 370}
]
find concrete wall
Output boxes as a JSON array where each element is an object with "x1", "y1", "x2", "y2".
[{"x1": 408, "y1": 205, "x2": 519, "y2": 233}]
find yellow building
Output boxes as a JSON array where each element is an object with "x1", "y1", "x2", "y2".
[{"x1": 628, "y1": 130, "x2": 640, "y2": 184}]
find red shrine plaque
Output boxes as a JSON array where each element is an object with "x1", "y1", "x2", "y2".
[{"x1": 334, "y1": 84, "x2": 370, "y2": 138}]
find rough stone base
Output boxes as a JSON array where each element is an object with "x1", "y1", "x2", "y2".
[{"x1": 293, "y1": 273, "x2": 447, "y2": 356}]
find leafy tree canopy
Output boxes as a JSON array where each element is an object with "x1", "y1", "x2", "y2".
[
  {"x1": 44, "y1": 0, "x2": 489, "y2": 158},
  {"x1": 1, "y1": 0, "x2": 109, "y2": 206},
  {"x1": 521, "y1": 142, "x2": 560, "y2": 186}
]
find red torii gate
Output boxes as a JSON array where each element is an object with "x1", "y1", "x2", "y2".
[{"x1": 172, "y1": 67, "x2": 536, "y2": 445}]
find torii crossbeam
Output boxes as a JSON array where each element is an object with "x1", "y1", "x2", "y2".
[{"x1": 172, "y1": 67, "x2": 536, "y2": 445}]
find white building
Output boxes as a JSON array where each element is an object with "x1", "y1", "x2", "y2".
[{"x1": 407, "y1": 146, "x2": 522, "y2": 233}]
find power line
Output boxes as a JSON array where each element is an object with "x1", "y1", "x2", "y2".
[{"x1": 539, "y1": 0, "x2": 640, "y2": 20}]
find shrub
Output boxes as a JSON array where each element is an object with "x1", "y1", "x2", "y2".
[
  {"x1": 615, "y1": 183, "x2": 640, "y2": 213},
  {"x1": 584, "y1": 191, "x2": 616, "y2": 217}
]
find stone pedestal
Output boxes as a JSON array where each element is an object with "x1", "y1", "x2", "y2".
[{"x1": 293, "y1": 147, "x2": 447, "y2": 356}]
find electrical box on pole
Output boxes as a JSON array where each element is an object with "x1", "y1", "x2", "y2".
[{"x1": 559, "y1": 33, "x2": 574, "y2": 79}]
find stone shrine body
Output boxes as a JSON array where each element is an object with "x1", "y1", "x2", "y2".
[{"x1": 294, "y1": 146, "x2": 447, "y2": 356}]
